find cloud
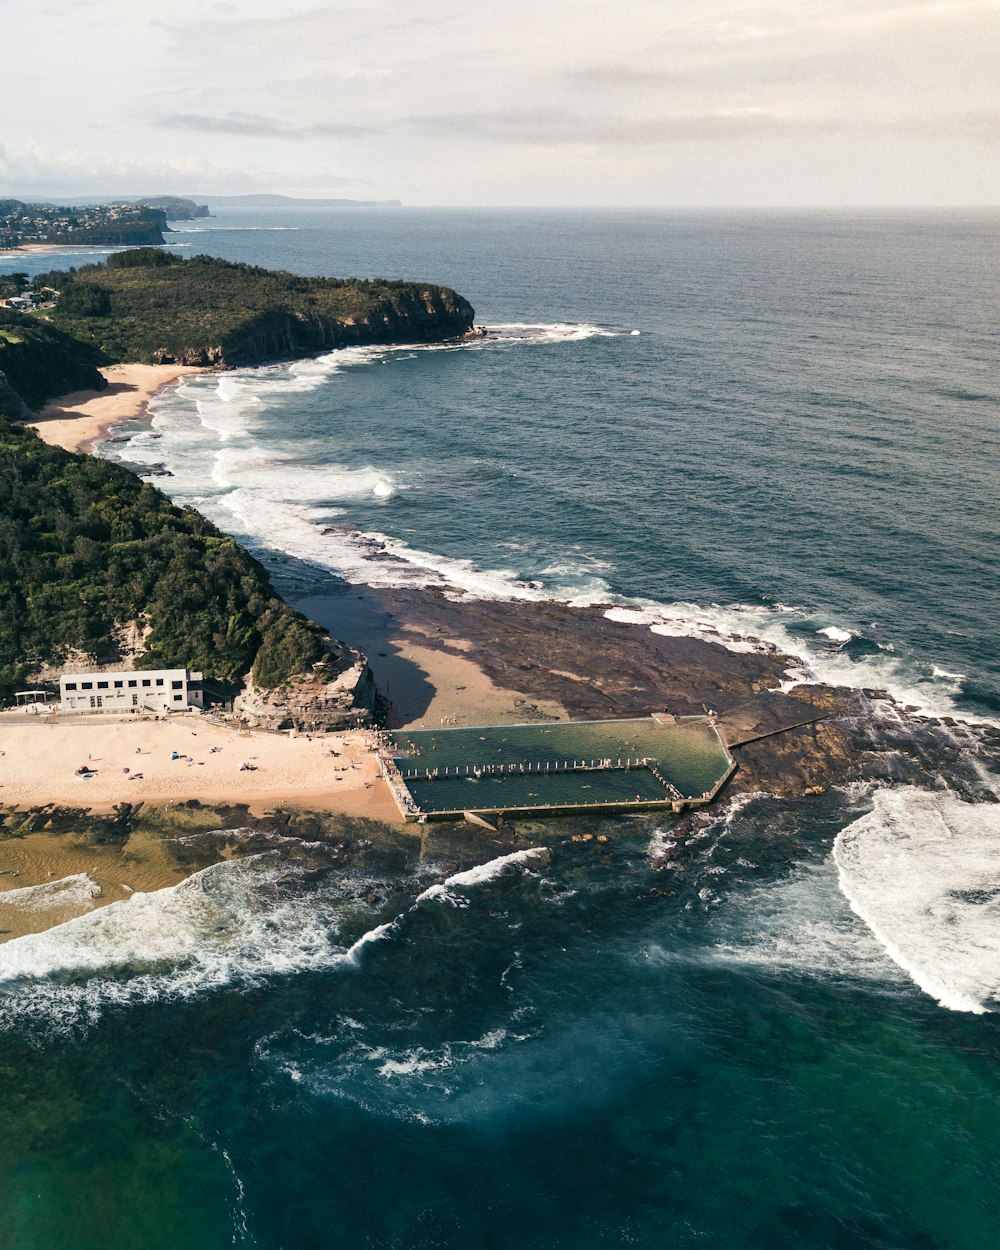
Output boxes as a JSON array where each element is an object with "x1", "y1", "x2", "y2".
[
  {"x1": 404, "y1": 109, "x2": 850, "y2": 146},
  {"x1": 404, "y1": 107, "x2": 1000, "y2": 147},
  {"x1": 155, "y1": 112, "x2": 374, "y2": 140},
  {"x1": 0, "y1": 141, "x2": 286, "y2": 197}
]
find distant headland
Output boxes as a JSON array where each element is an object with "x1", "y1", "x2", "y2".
[
  {"x1": 196, "y1": 194, "x2": 402, "y2": 208},
  {"x1": 0, "y1": 249, "x2": 475, "y2": 392}
]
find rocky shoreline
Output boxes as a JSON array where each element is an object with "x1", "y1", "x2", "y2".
[{"x1": 300, "y1": 579, "x2": 1000, "y2": 808}]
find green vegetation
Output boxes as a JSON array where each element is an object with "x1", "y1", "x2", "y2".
[
  {"x1": 0, "y1": 417, "x2": 331, "y2": 702},
  {"x1": 0, "y1": 253, "x2": 474, "y2": 701},
  {"x1": 34, "y1": 251, "x2": 474, "y2": 365},
  {"x1": 0, "y1": 309, "x2": 106, "y2": 410}
]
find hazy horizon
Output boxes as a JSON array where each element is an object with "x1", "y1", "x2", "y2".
[{"x1": 5, "y1": 1, "x2": 999, "y2": 208}]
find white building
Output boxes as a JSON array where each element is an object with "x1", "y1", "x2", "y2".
[{"x1": 59, "y1": 668, "x2": 204, "y2": 713}]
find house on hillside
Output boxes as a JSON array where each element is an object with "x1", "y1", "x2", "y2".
[{"x1": 59, "y1": 668, "x2": 204, "y2": 713}]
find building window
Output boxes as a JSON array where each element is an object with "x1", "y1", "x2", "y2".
[
  {"x1": 65, "y1": 683, "x2": 77, "y2": 691},
  {"x1": 82, "y1": 682, "x2": 93, "y2": 691},
  {"x1": 173, "y1": 694, "x2": 183, "y2": 702},
  {"x1": 114, "y1": 680, "x2": 123, "y2": 689},
  {"x1": 89, "y1": 696, "x2": 97, "y2": 708},
  {"x1": 131, "y1": 694, "x2": 138, "y2": 706},
  {"x1": 171, "y1": 681, "x2": 183, "y2": 690},
  {"x1": 128, "y1": 680, "x2": 137, "y2": 688},
  {"x1": 141, "y1": 679, "x2": 151, "y2": 688},
  {"x1": 97, "y1": 681, "x2": 109, "y2": 690}
]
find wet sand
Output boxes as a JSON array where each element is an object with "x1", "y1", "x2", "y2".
[
  {"x1": 0, "y1": 829, "x2": 188, "y2": 940},
  {"x1": 27, "y1": 363, "x2": 209, "y2": 453}
]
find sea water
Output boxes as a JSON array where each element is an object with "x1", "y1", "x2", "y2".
[{"x1": 3, "y1": 209, "x2": 1000, "y2": 1248}]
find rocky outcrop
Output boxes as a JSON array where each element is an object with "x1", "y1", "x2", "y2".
[{"x1": 233, "y1": 649, "x2": 376, "y2": 732}]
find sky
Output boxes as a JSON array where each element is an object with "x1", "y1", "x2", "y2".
[{"x1": 2, "y1": 0, "x2": 999, "y2": 206}]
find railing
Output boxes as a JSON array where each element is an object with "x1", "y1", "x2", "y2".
[{"x1": 399, "y1": 756, "x2": 655, "y2": 780}]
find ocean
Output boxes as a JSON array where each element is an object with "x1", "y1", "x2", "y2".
[{"x1": 3, "y1": 208, "x2": 1000, "y2": 1248}]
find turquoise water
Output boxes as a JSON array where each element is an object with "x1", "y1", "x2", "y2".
[
  {"x1": 393, "y1": 717, "x2": 733, "y2": 809},
  {"x1": 4, "y1": 209, "x2": 1000, "y2": 1247},
  {"x1": 405, "y1": 765, "x2": 671, "y2": 813}
]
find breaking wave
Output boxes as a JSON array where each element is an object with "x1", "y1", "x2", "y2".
[
  {"x1": 603, "y1": 600, "x2": 991, "y2": 723},
  {"x1": 833, "y1": 787, "x2": 1000, "y2": 1014},
  {"x1": 415, "y1": 847, "x2": 550, "y2": 907},
  {"x1": 0, "y1": 855, "x2": 368, "y2": 1032},
  {"x1": 0, "y1": 845, "x2": 551, "y2": 1032}
]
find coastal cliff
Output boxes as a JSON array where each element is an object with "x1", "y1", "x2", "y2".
[
  {"x1": 164, "y1": 285, "x2": 476, "y2": 367},
  {"x1": 34, "y1": 251, "x2": 476, "y2": 369}
]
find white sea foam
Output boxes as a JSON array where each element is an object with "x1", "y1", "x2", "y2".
[
  {"x1": 485, "y1": 321, "x2": 617, "y2": 343},
  {"x1": 0, "y1": 855, "x2": 362, "y2": 1030},
  {"x1": 0, "y1": 873, "x2": 101, "y2": 913},
  {"x1": 833, "y1": 787, "x2": 1000, "y2": 1014},
  {"x1": 654, "y1": 857, "x2": 910, "y2": 990}
]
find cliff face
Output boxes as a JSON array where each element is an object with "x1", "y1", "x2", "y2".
[
  {"x1": 157, "y1": 286, "x2": 476, "y2": 367},
  {"x1": 49, "y1": 219, "x2": 166, "y2": 246}
]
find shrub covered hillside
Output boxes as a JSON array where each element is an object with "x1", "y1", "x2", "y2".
[
  {"x1": 0, "y1": 416, "x2": 332, "y2": 702},
  {"x1": 0, "y1": 309, "x2": 107, "y2": 413},
  {"x1": 37, "y1": 250, "x2": 475, "y2": 365}
]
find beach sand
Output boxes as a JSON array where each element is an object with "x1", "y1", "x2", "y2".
[
  {"x1": 2, "y1": 243, "x2": 104, "y2": 256},
  {"x1": 26, "y1": 363, "x2": 209, "y2": 454},
  {"x1": 0, "y1": 714, "x2": 397, "y2": 821}
]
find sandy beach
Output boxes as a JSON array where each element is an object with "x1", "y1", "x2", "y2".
[
  {"x1": 1, "y1": 243, "x2": 108, "y2": 255},
  {"x1": 0, "y1": 713, "x2": 398, "y2": 822},
  {"x1": 27, "y1": 362, "x2": 209, "y2": 453}
]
